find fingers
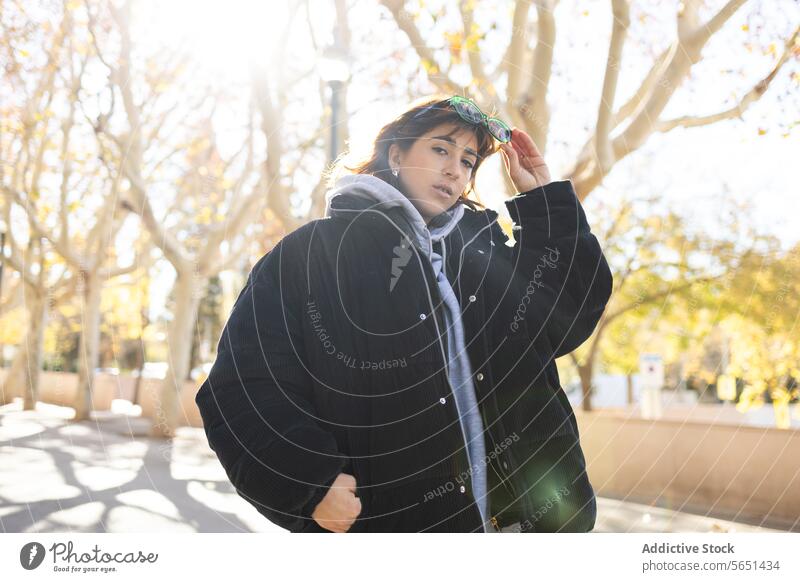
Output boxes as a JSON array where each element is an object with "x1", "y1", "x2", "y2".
[
  {"x1": 340, "y1": 491, "x2": 362, "y2": 532},
  {"x1": 500, "y1": 141, "x2": 518, "y2": 166},
  {"x1": 315, "y1": 473, "x2": 362, "y2": 533},
  {"x1": 335, "y1": 472, "x2": 357, "y2": 493},
  {"x1": 499, "y1": 144, "x2": 515, "y2": 176},
  {"x1": 510, "y1": 127, "x2": 542, "y2": 159},
  {"x1": 351, "y1": 495, "x2": 362, "y2": 518},
  {"x1": 324, "y1": 494, "x2": 362, "y2": 533}
]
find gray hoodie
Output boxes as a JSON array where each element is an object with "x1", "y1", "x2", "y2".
[{"x1": 325, "y1": 174, "x2": 490, "y2": 532}]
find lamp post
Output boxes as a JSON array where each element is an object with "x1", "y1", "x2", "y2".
[
  {"x1": 0, "y1": 219, "x2": 6, "y2": 368},
  {"x1": 319, "y1": 25, "x2": 351, "y2": 162},
  {"x1": 0, "y1": 219, "x2": 5, "y2": 298}
]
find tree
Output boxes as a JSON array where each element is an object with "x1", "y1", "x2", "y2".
[
  {"x1": 565, "y1": 189, "x2": 748, "y2": 410},
  {"x1": 88, "y1": 0, "x2": 338, "y2": 436},
  {"x1": 721, "y1": 244, "x2": 800, "y2": 427},
  {"x1": 0, "y1": 1, "x2": 143, "y2": 416},
  {"x1": 379, "y1": 0, "x2": 798, "y2": 199}
]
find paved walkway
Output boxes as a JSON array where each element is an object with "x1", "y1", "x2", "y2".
[
  {"x1": 593, "y1": 497, "x2": 781, "y2": 533},
  {"x1": 0, "y1": 402, "x2": 786, "y2": 533}
]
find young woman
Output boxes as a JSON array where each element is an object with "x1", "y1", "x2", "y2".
[{"x1": 195, "y1": 94, "x2": 613, "y2": 533}]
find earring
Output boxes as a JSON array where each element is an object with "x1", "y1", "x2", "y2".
[{"x1": 392, "y1": 167, "x2": 399, "y2": 177}]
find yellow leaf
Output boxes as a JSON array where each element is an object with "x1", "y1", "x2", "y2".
[
  {"x1": 0, "y1": 308, "x2": 26, "y2": 344},
  {"x1": 197, "y1": 207, "x2": 212, "y2": 224},
  {"x1": 421, "y1": 58, "x2": 439, "y2": 75},
  {"x1": 497, "y1": 216, "x2": 514, "y2": 240},
  {"x1": 445, "y1": 30, "x2": 463, "y2": 62},
  {"x1": 774, "y1": 400, "x2": 791, "y2": 429}
]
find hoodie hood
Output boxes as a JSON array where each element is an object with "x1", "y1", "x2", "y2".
[{"x1": 324, "y1": 173, "x2": 465, "y2": 261}]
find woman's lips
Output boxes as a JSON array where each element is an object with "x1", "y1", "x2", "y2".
[{"x1": 432, "y1": 185, "x2": 452, "y2": 198}]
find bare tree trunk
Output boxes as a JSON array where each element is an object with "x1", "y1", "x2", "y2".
[
  {"x1": 579, "y1": 361, "x2": 594, "y2": 413},
  {"x1": 132, "y1": 305, "x2": 148, "y2": 406},
  {"x1": 3, "y1": 285, "x2": 48, "y2": 409},
  {"x1": 626, "y1": 373, "x2": 634, "y2": 406},
  {"x1": 150, "y1": 271, "x2": 204, "y2": 438},
  {"x1": 132, "y1": 346, "x2": 145, "y2": 406},
  {"x1": 73, "y1": 270, "x2": 102, "y2": 420}
]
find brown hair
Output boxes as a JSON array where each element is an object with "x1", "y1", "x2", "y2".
[{"x1": 325, "y1": 94, "x2": 500, "y2": 211}]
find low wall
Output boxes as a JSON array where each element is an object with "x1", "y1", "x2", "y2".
[
  {"x1": 0, "y1": 369, "x2": 204, "y2": 428},
  {"x1": 575, "y1": 409, "x2": 800, "y2": 527}
]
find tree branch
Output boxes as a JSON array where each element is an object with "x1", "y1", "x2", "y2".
[
  {"x1": 604, "y1": 276, "x2": 715, "y2": 324},
  {"x1": 691, "y1": 0, "x2": 749, "y2": 46},
  {"x1": 520, "y1": 0, "x2": 557, "y2": 150},
  {"x1": 504, "y1": 0, "x2": 532, "y2": 104},
  {"x1": 379, "y1": 0, "x2": 461, "y2": 94},
  {"x1": 656, "y1": 26, "x2": 799, "y2": 132},
  {"x1": 595, "y1": 0, "x2": 630, "y2": 173}
]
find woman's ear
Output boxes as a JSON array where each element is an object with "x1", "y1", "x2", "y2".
[{"x1": 387, "y1": 143, "x2": 402, "y2": 171}]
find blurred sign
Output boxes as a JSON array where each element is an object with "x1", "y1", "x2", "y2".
[
  {"x1": 774, "y1": 401, "x2": 791, "y2": 430},
  {"x1": 716, "y1": 374, "x2": 737, "y2": 401},
  {"x1": 639, "y1": 353, "x2": 664, "y2": 389},
  {"x1": 639, "y1": 353, "x2": 663, "y2": 419}
]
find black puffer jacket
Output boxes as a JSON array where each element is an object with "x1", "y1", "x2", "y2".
[{"x1": 195, "y1": 178, "x2": 612, "y2": 532}]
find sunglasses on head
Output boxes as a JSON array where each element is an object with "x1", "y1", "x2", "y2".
[{"x1": 410, "y1": 96, "x2": 513, "y2": 143}]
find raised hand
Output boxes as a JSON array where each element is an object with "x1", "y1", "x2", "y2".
[{"x1": 498, "y1": 128, "x2": 552, "y2": 192}]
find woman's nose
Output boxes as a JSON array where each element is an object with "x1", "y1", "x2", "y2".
[{"x1": 443, "y1": 159, "x2": 459, "y2": 178}]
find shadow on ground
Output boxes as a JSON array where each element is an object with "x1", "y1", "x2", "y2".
[{"x1": 0, "y1": 402, "x2": 280, "y2": 533}]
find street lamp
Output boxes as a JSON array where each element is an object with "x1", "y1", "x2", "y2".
[
  {"x1": 318, "y1": 25, "x2": 351, "y2": 162},
  {"x1": 0, "y1": 218, "x2": 6, "y2": 368},
  {"x1": 0, "y1": 218, "x2": 6, "y2": 306}
]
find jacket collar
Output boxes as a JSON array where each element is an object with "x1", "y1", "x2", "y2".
[{"x1": 324, "y1": 174, "x2": 466, "y2": 261}]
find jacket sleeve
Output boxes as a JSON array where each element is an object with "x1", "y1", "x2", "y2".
[
  {"x1": 194, "y1": 238, "x2": 345, "y2": 532},
  {"x1": 501, "y1": 179, "x2": 613, "y2": 358}
]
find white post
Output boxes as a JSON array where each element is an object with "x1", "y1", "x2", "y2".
[{"x1": 639, "y1": 353, "x2": 664, "y2": 419}]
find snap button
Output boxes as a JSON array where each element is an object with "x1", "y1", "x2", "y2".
[
  {"x1": 439, "y1": 397, "x2": 446, "y2": 404},
  {"x1": 459, "y1": 485, "x2": 466, "y2": 493},
  {"x1": 490, "y1": 240, "x2": 495, "y2": 246},
  {"x1": 468, "y1": 294, "x2": 476, "y2": 302},
  {"x1": 476, "y1": 372, "x2": 484, "y2": 381},
  {"x1": 419, "y1": 313, "x2": 427, "y2": 320}
]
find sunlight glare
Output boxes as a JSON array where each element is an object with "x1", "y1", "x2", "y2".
[{"x1": 143, "y1": 0, "x2": 290, "y2": 80}]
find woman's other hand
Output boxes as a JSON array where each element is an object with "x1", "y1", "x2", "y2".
[
  {"x1": 311, "y1": 472, "x2": 362, "y2": 532},
  {"x1": 499, "y1": 128, "x2": 552, "y2": 192}
]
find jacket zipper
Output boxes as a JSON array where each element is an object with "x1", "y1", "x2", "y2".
[
  {"x1": 438, "y1": 235, "x2": 520, "y2": 528},
  {"x1": 418, "y1": 246, "x2": 485, "y2": 520}
]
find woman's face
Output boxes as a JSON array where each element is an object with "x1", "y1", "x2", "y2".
[{"x1": 388, "y1": 122, "x2": 479, "y2": 223}]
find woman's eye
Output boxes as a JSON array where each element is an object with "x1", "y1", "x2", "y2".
[{"x1": 434, "y1": 146, "x2": 473, "y2": 169}]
